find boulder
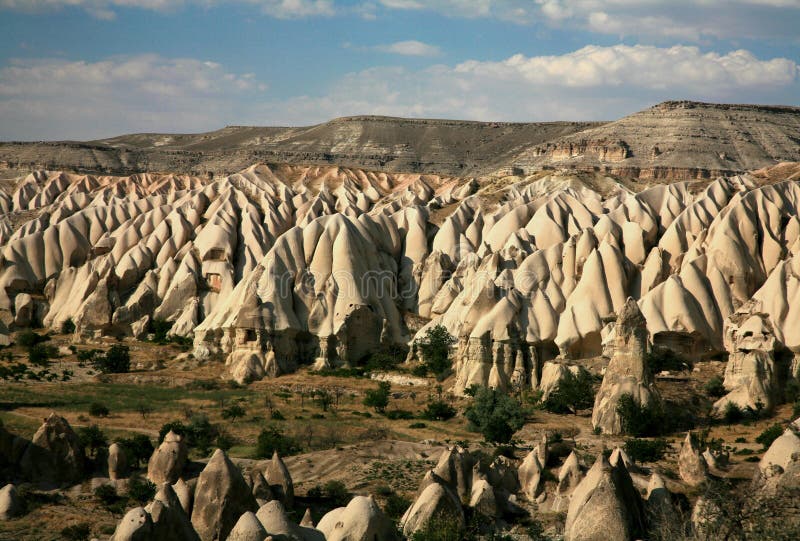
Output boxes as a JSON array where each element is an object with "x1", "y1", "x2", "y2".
[
  {"x1": 0, "y1": 484, "x2": 22, "y2": 520},
  {"x1": 147, "y1": 430, "x2": 188, "y2": 485},
  {"x1": 19, "y1": 412, "x2": 85, "y2": 485},
  {"x1": 400, "y1": 480, "x2": 464, "y2": 537},
  {"x1": 564, "y1": 455, "x2": 645, "y2": 541},
  {"x1": 300, "y1": 508, "x2": 314, "y2": 528},
  {"x1": 432, "y1": 445, "x2": 473, "y2": 501},
  {"x1": 249, "y1": 469, "x2": 274, "y2": 503},
  {"x1": 518, "y1": 448, "x2": 544, "y2": 500},
  {"x1": 713, "y1": 314, "x2": 780, "y2": 414},
  {"x1": 173, "y1": 478, "x2": 194, "y2": 516},
  {"x1": 759, "y1": 428, "x2": 800, "y2": 472},
  {"x1": 468, "y1": 479, "x2": 498, "y2": 518},
  {"x1": 108, "y1": 442, "x2": 129, "y2": 480},
  {"x1": 255, "y1": 499, "x2": 323, "y2": 541},
  {"x1": 111, "y1": 507, "x2": 154, "y2": 541},
  {"x1": 191, "y1": 449, "x2": 257, "y2": 541},
  {"x1": 678, "y1": 433, "x2": 708, "y2": 487},
  {"x1": 316, "y1": 495, "x2": 397, "y2": 541},
  {"x1": 146, "y1": 483, "x2": 200, "y2": 541},
  {"x1": 227, "y1": 511, "x2": 267, "y2": 541},
  {"x1": 264, "y1": 451, "x2": 294, "y2": 508},
  {"x1": 552, "y1": 451, "x2": 582, "y2": 512},
  {"x1": 592, "y1": 298, "x2": 660, "y2": 435}
]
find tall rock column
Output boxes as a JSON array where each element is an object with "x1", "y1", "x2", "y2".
[{"x1": 592, "y1": 298, "x2": 660, "y2": 435}]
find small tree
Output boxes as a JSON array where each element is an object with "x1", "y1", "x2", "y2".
[
  {"x1": 255, "y1": 425, "x2": 301, "y2": 458},
  {"x1": 420, "y1": 400, "x2": 456, "y2": 421},
  {"x1": 89, "y1": 402, "x2": 110, "y2": 417},
  {"x1": 94, "y1": 345, "x2": 130, "y2": 374},
  {"x1": 416, "y1": 325, "x2": 456, "y2": 377},
  {"x1": 221, "y1": 404, "x2": 246, "y2": 422},
  {"x1": 704, "y1": 376, "x2": 726, "y2": 398},
  {"x1": 465, "y1": 386, "x2": 526, "y2": 444},
  {"x1": 544, "y1": 370, "x2": 595, "y2": 414},
  {"x1": 117, "y1": 434, "x2": 154, "y2": 468},
  {"x1": 78, "y1": 425, "x2": 108, "y2": 458},
  {"x1": 756, "y1": 424, "x2": 784, "y2": 450},
  {"x1": 363, "y1": 381, "x2": 391, "y2": 413},
  {"x1": 314, "y1": 388, "x2": 334, "y2": 412},
  {"x1": 616, "y1": 393, "x2": 663, "y2": 437}
]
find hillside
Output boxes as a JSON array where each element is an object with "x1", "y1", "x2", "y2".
[{"x1": 511, "y1": 101, "x2": 800, "y2": 179}]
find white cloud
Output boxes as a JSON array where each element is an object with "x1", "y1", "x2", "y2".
[
  {"x1": 1, "y1": 45, "x2": 797, "y2": 140},
  {"x1": 0, "y1": 54, "x2": 267, "y2": 140},
  {"x1": 374, "y1": 40, "x2": 442, "y2": 57},
  {"x1": 253, "y1": 44, "x2": 799, "y2": 125},
  {"x1": 0, "y1": 0, "x2": 336, "y2": 19}
]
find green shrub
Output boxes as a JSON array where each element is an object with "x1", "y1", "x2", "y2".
[
  {"x1": 96, "y1": 344, "x2": 130, "y2": 373},
  {"x1": 415, "y1": 325, "x2": 455, "y2": 377},
  {"x1": 89, "y1": 402, "x2": 109, "y2": 417},
  {"x1": 117, "y1": 434, "x2": 154, "y2": 468},
  {"x1": 215, "y1": 430, "x2": 236, "y2": 452},
  {"x1": 78, "y1": 425, "x2": 107, "y2": 458},
  {"x1": 785, "y1": 379, "x2": 800, "y2": 403},
  {"x1": 127, "y1": 475, "x2": 156, "y2": 504},
  {"x1": 411, "y1": 364, "x2": 428, "y2": 377},
  {"x1": 385, "y1": 409, "x2": 413, "y2": 420},
  {"x1": 28, "y1": 343, "x2": 56, "y2": 366},
  {"x1": 756, "y1": 424, "x2": 784, "y2": 450},
  {"x1": 364, "y1": 344, "x2": 407, "y2": 372},
  {"x1": 647, "y1": 348, "x2": 692, "y2": 373},
  {"x1": 93, "y1": 484, "x2": 126, "y2": 513},
  {"x1": 465, "y1": 386, "x2": 526, "y2": 444},
  {"x1": 271, "y1": 410, "x2": 285, "y2": 420},
  {"x1": 409, "y1": 422, "x2": 427, "y2": 429},
  {"x1": 16, "y1": 330, "x2": 46, "y2": 348},
  {"x1": 221, "y1": 404, "x2": 246, "y2": 421},
  {"x1": 384, "y1": 492, "x2": 411, "y2": 520},
  {"x1": 623, "y1": 438, "x2": 670, "y2": 462},
  {"x1": 704, "y1": 376, "x2": 727, "y2": 398},
  {"x1": 420, "y1": 400, "x2": 456, "y2": 421},
  {"x1": 363, "y1": 381, "x2": 391, "y2": 413},
  {"x1": 616, "y1": 394, "x2": 664, "y2": 437},
  {"x1": 60, "y1": 523, "x2": 91, "y2": 541},
  {"x1": 543, "y1": 370, "x2": 595, "y2": 414},
  {"x1": 410, "y1": 515, "x2": 464, "y2": 541},
  {"x1": 255, "y1": 426, "x2": 301, "y2": 458},
  {"x1": 61, "y1": 318, "x2": 76, "y2": 335},
  {"x1": 723, "y1": 402, "x2": 744, "y2": 424},
  {"x1": 323, "y1": 480, "x2": 349, "y2": 506}
]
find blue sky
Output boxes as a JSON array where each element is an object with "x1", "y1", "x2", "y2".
[{"x1": 0, "y1": 0, "x2": 798, "y2": 140}]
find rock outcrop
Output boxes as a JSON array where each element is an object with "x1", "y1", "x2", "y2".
[
  {"x1": 401, "y1": 479, "x2": 465, "y2": 537},
  {"x1": 564, "y1": 455, "x2": 646, "y2": 541},
  {"x1": 111, "y1": 507, "x2": 154, "y2": 541},
  {"x1": 518, "y1": 448, "x2": 545, "y2": 500},
  {"x1": 759, "y1": 428, "x2": 800, "y2": 472},
  {"x1": 264, "y1": 451, "x2": 294, "y2": 508},
  {"x1": 108, "y1": 442, "x2": 129, "y2": 481},
  {"x1": 19, "y1": 412, "x2": 84, "y2": 485},
  {"x1": 148, "y1": 431, "x2": 188, "y2": 485},
  {"x1": 714, "y1": 313, "x2": 781, "y2": 414},
  {"x1": 592, "y1": 299, "x2": 659, "y2": 434},
  {"x1": 0, "y1": 484, "x2": 21, "y2": 520},
  {"x1": 227, "y1": 511, "x2": 267, "y2": 541},
  {"x1": 316, "y1": 495, "x2": 397, "y2": 541},
  {"x1": 552, "y1": 451, "x2": 583, "y2": 512},
  {"x1": 191, "y1": 449, "x2": 257, "y2": 541},
  {"x1": 678, "y1": 433, "x2": 708, "y2": 487}
]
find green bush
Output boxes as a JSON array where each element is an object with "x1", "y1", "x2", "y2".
[
  {"x1": 409, "y1": 422, "x2": 427, "y2": 429},
  {"x1": 127, "y1": 475, "x2": 156, "y2": 504},
  {"x1": 16, "y1": 330, "x2": 46, "y2": 348},
  {"x1": 465, "y1": 386, "x2": 526, "y2": 444},
  {"x1": 323, "y1": 480, "x2": 349, "y2": 506},
  {"x1": 117, "y1": 434, "x2": 154, "y2": 468},
  {"x1": 89, "y1": 402, "x2": 110, "y2": 417},
  {"x1": 420, "y1": 400, "x2": 456, "y2": 421},
  {"x1": 95, "y1": 344, "x2": 130, "y2": 373},
  {"x1": 623, "y1": 438, "x2": 670, "y2": 462},
  {"x1": 543, "y1": 370, "x2": 595, "y2": 414},
  {"x1": 647, "y1": 348, "x2": 692, "y2": 373},
  {"x1": 785, "y1": 379, "x2": 800, "y2": 403},
  {"x1": 221, "y1": 404, "x2": 246, "y2": 421},
  {"x1": 93, "y1": 484, "x2": 126, "y2": 514},
  {"x1": 364, "y1": 344, "x2": 407, "y2": 372},
  {"x1": 704, "y1": 376, "x2": 727, "y2": 398},
  {"x1": 158, "y1": 415, "x2": 219, "y2": 454},
  {"x1": 61, "y1": 318, "x2": 76, "y2": 335},
  {"x1": 363, "y1": 381, "x2": 391, "y2": 413},
  {"x1": 255, "y1": 426, "x2": 301, "y2": 458},
  {"x1": 616, "y1": 394, "x2": 664, "y2": 437},
  {"x1": 271, "y1": 410, "x2": 286, "y2": 420},
  {"x1": 415, "y1": 325, "x2": 455, "y2": 377},
  {"x1": 78, "y1": 425, "x2": 107, "y2": 458},
  {"x1": 756, "y1": 424, "x2": 784, "y2": 450},
  {"x1": 28, "y1": 343, "x2": 57, "y2": 366},
  {"x1": 60, "y1": 523, "x2": 91, "y2": 541},
  {"x1": 384, "y1": 492, "x2": 411, "y2": 520},
  {"x1": 410, "y1": 515, "x2": 464, "y2": 541},
  {"x1": 385, "y1": 409, "x2": 414, "y2": 420},
  {"x1": 723, "y1": 402, "x2": 744, "y2": 424}
]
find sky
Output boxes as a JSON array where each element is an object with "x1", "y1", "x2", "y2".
[{"x1": 0, "y1": 0, "x2": 798, "y2": 140}]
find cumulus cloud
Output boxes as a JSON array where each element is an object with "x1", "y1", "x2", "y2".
[
  {"x1": 0, "y1": 0, "x2": 336, "y2": 19},
  {"x1": 0, "y1": 54, "x2": 267, "y2": 140},
  {"x1": 373, "y1": 40, "x2": 442, "y2": 57},
  {"x1": 1, "y1": 45, "x2": 797, "y2": 140},
  {"x1": 254, "y1": 44, "x2": 799, "y2": 125}
]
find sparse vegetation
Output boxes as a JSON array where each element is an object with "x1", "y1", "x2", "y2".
[
  {"x1": 88, "y1": 402, "x2": 110, "y2": 417},
  {"x1": 465, "y1": 386, "x2": 526, "y2": 444},
  {"x1": 363, "y1": 381, "x2": 391, "y2": 413},
  {"x1": 704, "y1": 376, "x2": 727, "y2": 398},
  {"x1": 420, "y1": 399, "x2": 456, "y2": 421},
  {"x1": 543, "y1": 370, "x2": 596, "y2": 414},
  {"x1": 415, "y1": 325, "x2": 456, "y2": 378},
  {"x1": 255, "y1": 425, "x2": 301, "y2": 458},
  {"x1": 756, "y1": 424, "x2": 784, "y2": 450},
  {"x1": 623, "y1": 438, "x2": 670, "y2": 462}
]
